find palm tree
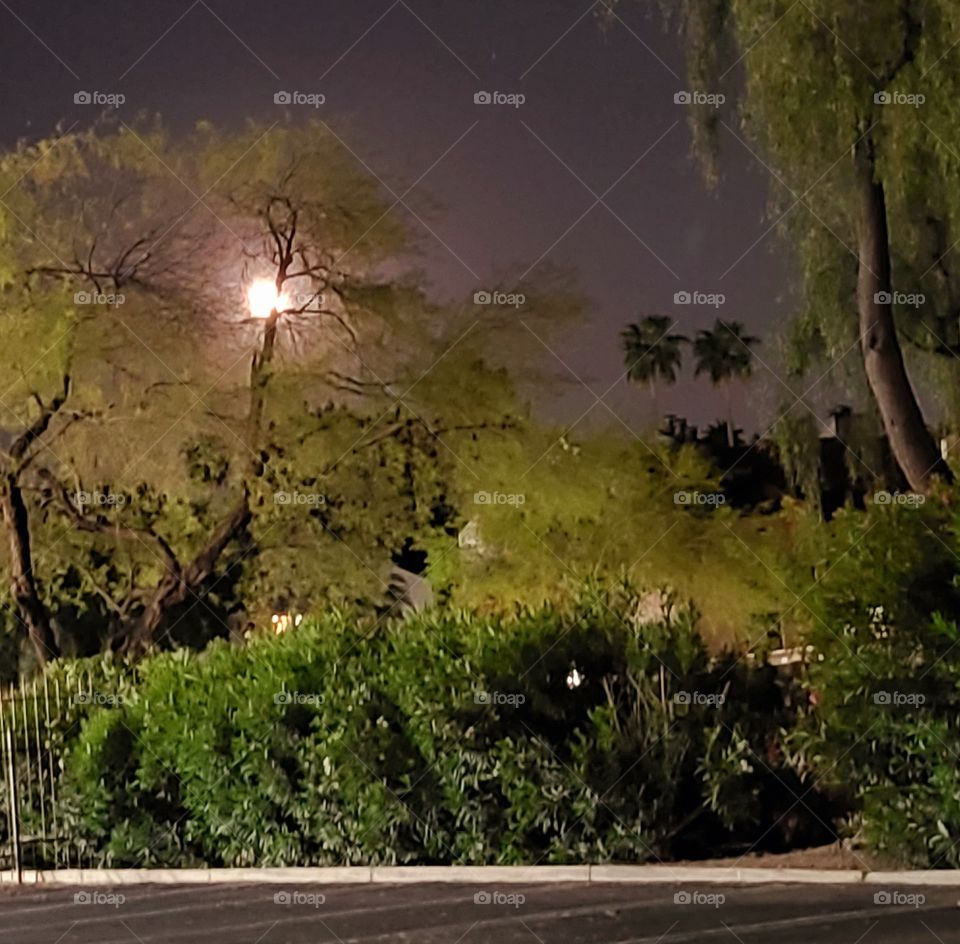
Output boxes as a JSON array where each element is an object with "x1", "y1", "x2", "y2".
[
  {"x1": 692, "y1": 319, "x2": 759, "y2": 448},
  {"x1": 621, "y1": 316, "x2": 687, "y2": 419}
]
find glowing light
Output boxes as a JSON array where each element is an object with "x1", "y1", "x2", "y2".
[
  {"x1": 566, "y1": 668, "x2": 584, "y2": 690},
  {"x1": 247, "y1": 279, "x2": 287, "y2": 319},
  {"x1": 271, "y1": 612, "x2": 304, "y2": 635}
]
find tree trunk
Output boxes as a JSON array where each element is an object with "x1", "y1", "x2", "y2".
[
  {"x1": 247, "y1": 313, "x2": 279, "y2": 473},
  {"x1": 855, "y1": 136, "x2": 951, "y2": 492},
  {"x1": 117, "y1": 496, "x2": 251, "y2": 657},
  {"x1": 725, "y1": 381, "x2": 736, "y2": 449},
  {"x1": 0, "y1": 473, "x2": 60, "y2": 664}
]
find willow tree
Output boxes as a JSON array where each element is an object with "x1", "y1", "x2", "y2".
[{"x1": 633, "y1": 0, "x2": 960, "y2": 490}]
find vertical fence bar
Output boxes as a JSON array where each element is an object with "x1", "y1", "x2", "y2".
[
  {"x1": 43, "y1": 673, "x2": 60, "y2": 869},
  {"x1": 18, "y1": 691, "x2": 32, "y2": 861},
  {"x1": 57, "y1": 676, "x2": 69, "y2": 870},
  {"x1": 31, "y1": 680, "x2": 46, "y2": 867},
  {"x1": 0, "y1": 691, "x2": 8, "y2": 881},
  {"x1": 4, "y1": 725, "x2": 21, "y2": 884}
]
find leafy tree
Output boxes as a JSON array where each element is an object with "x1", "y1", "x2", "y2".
[
  {"x1": 0, "y1": 120, "x2": 519, "y2": 666},
  {"x1": 693, "y1": 319, "x2": 758, "y2": 448},
  {"x1": 621, "y1": 315, "x2": 687, "y2": 417},
  {"x1": 628, "y1": 0, "x2": 960, "y2": 490}
]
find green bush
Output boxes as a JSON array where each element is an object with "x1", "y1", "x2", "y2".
[
  {"x1": 57, "y1": 586, "x2": 828, "y2": 867},
  {"x1": 790, "y1": 497, "x2": 960, "y2": 867}
]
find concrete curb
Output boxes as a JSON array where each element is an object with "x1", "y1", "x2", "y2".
[{"x1": 1, "y1": 864, "x2": 958, "y2": 887}]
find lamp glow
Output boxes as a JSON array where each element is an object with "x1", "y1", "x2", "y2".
[{"x1": 247, "y1": 279, "x2": 286, "y2": 319}]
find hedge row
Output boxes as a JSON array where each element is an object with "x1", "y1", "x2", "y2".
[{"x1": 55, "y1": 588, "x2": 832, "y2": 867}]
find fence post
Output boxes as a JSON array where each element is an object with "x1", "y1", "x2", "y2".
[{"x1": 4, "y1": 726, "x2": 21, "y2": 884}]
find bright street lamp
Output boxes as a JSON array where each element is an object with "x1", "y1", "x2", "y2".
[{"x1": 247, "y1": 278, "x2": 287, "y2": 319}]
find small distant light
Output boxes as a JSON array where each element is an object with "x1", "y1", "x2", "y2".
[
  {"x1": 566, "y1": 668, "x2": 584, "y2": 690},
  {"x1": 271, "y1": 612, "x2": 302, "y2": 635}
]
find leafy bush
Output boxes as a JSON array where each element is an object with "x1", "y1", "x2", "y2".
[
  {"x1": 790, "y1": 497, "x2": 960, "y2": 867},
  {"x1": 58, "y1": 586, "x2": 829, "y2": 867}
]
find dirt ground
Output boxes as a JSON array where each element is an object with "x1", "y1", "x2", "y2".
[{"x1": 674, "y1": 841, "x2": 886, "y2": 872}]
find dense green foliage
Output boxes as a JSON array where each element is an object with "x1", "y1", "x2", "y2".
[
  {"x1": 788, "y1": 496, "x2": 960, "y2": 867},
  {"x1": 54, "y1": 587, "x2": 826, "y2": 867}
]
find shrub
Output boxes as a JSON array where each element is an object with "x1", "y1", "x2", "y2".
[
  {"x1": 56, "y1": 586, "x2": 827, "y2": 867},
  {"x1": 790, "y1": 497, "x2": 960, "y2": 867}
]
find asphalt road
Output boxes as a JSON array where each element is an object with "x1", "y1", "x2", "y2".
[{"x1": 0, "y1": 881, "x2": 955, "y2": 943}]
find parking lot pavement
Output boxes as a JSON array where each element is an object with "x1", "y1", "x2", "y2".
[{"x1": 0, "y1": 881, "x2": 956, "y2": 943}]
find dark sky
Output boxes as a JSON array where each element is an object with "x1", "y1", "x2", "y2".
[{"x1": 0, "y1": 0, "x2": 794, "y2": 434}]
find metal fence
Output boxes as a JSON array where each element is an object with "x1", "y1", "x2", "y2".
[{"x1": 0, "y1": 673, "x2": 87, "y2": 881}]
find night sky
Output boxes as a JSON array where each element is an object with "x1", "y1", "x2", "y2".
[{"x1": 0, "y1": 0, "x2": 794, "y2": 433}]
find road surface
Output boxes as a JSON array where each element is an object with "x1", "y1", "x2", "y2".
[{"x1": 0, "y1": 881, "x2": 955, "y2": 942}]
